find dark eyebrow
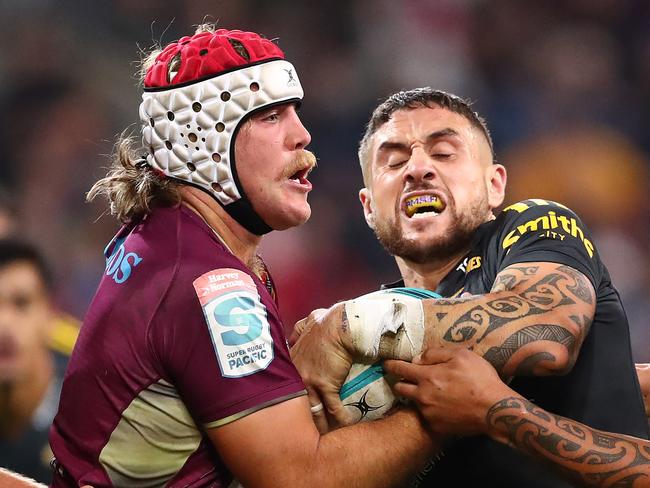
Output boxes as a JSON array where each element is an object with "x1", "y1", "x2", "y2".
[
  {"x1": 377, "y1": 140, "x2": 410, "y2": 153},
  {"x1": 425, "y1": 128, "x2": 460, "y2": 143},
  {"x1": 377, "y1": 128, "x2": 461, "y2": 153}
]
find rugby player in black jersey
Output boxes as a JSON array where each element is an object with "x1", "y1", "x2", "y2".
[{"x1": 292, "y1": 88, "x2": 650, "y2": 487}]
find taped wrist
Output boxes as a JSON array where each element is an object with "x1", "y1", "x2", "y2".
[{"x1": 344, "y1": 293, "x2": 425, "y2": 361}]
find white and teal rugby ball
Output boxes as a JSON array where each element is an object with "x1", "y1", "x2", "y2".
[{"x1": 339, "y1": 287, "x2": 441, "y2": 423}]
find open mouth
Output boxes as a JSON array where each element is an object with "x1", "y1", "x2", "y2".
[
  {"x1": 288, "y1": 166, "x2": 313, "y2": 186},
  {"x1": 404, "y1": 195, "x2": 446, "y2": 218}
]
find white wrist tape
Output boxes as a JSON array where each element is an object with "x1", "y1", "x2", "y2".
[{"x1": 344, "y1": 291, "x2": 425, "y2": 361}]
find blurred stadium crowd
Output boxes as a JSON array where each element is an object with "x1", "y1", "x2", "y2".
[{"x1": 0, "y1": 0, "x2": 648, "y2": 366}]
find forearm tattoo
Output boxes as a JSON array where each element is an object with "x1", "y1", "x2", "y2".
[
  {"x1": 487, "y1": 397, "x2": 650, "y2": 487},
  {"x1": 429, "y1": 264, "x2": 596, "y2": 374}
]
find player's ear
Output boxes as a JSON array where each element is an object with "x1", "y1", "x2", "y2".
[
  {"x1": 359, "y1": 188, "x2": 375, "y2": 229},
  {"x1": 487, "y1": 163, "x2": 507, "y2": 209}
]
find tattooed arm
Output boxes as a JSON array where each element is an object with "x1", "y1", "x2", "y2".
[
  {"x1": 412, "y1": 262, "x2": 596, "y2": 376},
  {"x1": 487, "y1": 398, "x2": 650, "y2": 487},
  {"x1": 385, "y1": 348, "x2": 650, "y2": 488},
  {"x1": 290, "y1": 262, "x2": 595, "y2": 424}
]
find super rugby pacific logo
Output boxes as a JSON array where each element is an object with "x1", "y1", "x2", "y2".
[
  {"x1": 205, "y1": 291, "x2": 274, "y2": 377},
  {"x1": 194, "y1": 269, "x2": 274, "y2": 378}
]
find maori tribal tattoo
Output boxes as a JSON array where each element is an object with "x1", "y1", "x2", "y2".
[
  {"x1": 487, "y1": 397, "x2": 650, "y2": 487},
  {"x1": 428, "y1": 263, "x2": 596, "y2": 375}
]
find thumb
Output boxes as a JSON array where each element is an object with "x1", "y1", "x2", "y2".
[
  {"x1": 324, "y1": 389, "x2": 355, "y2": 427},
  {"x1": 289, "y1": 319, "x2": 310, "y2": 345}
]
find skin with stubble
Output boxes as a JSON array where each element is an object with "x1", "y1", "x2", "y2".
[
  {"x1": 359, "y1": 106, "x2": 505, "y2": 275},
  {"x1": 291, "y1": 104, "x2": 508, "y2": 421},
  {"x1": 293, "y1": 102, "x2": 604, "y2": 430},
  {"x1": 235, "y1": 104, "x2": 316, "y2": 231}
]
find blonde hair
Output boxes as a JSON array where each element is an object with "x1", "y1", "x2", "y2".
[
  {"x1": 89, "y1": 24, "x2": 220, "y2": 223},
  {"x1": 86, "y1": 135, "x2": 181, "y2": 223}
]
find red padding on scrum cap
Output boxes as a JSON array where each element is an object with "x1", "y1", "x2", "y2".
[{"x1": 144, "y1": 29, "x2": 285, "y2": 88}]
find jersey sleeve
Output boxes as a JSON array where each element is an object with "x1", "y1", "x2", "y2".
[
  {"x1": 152, "y1": 266, "x2": 306, "y2": 429},
  {"x1": 494, "y1": 199, "x2": 601, "y2": 287}
]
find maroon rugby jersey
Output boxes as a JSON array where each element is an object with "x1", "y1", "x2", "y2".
[{"x1": 50, "y1": 205, "x2": 306, "y2": 487}]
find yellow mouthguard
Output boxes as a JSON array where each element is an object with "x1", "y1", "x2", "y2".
[{"x1": 405, "y1": 196, "x2": 445, "y2": 217}]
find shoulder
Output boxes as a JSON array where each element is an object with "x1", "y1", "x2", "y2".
[
  {"x1": 495, "y1": 199, "x2": 594, "y2": 255},
  {"x1": 500, "y1": 199, "x2": 575, "y2": 219}
]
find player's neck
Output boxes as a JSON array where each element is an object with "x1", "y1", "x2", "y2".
[
  {"x1": 396, "y1": 248, "x2": 468, "y2": 291},
  {"x1": 179, "y1": 186, "x2": 262, "y2": 268},
  {"x1": 0, "y1": 347, "x2": 53, "y2": 439}
]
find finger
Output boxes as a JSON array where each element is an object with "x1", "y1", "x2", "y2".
[
  {"x1": 306, "y1": 386, "x2": 330, "y2": 434},
  {"x1": 289, "y1": 318, "x2": 310, "y2": 345},
  {"x1": 392, "y1": 380, "x2": 419, "y2": 400},
  {"x1": 288, "y1": 328, "x2": 299, "y2": 347},
  {"x1": 415, "y1": 346, "x2": 459, "y2": 365},
  {"x1": 322, "y1": 389, "x2": 354, "y2": 427},
  {"x1": 384, "y1": 359, "x2": 424, "y2": 382},
  {"x1": 305, "y1": 384, "x2": 323, "y2": 408},
  {"x1": 311, "y1": 404, "x2": 329, "y2": 434}
]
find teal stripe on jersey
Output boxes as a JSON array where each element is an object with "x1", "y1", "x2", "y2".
[
  {"x1": 339, "y1": 362, "x2": 385, "y2": 400},
  {"x1": 389, "y1": 287, "x2": 441, "y2": 300}
]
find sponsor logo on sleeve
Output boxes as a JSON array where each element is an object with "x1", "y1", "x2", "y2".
[
  {"x1": 193, "y1": 268, "x2": 274, "y2": 378},
  {"x1": 501, "y1": 210, "x2": 594, "y2": 258},
  {"x1": 105, "y1": 240, "x2": 142, "y2": 284},
  {"x1": 503, "y1": 199, "x2": 569, "y2": 214}
]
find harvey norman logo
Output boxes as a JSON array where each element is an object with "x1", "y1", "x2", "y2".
[{"x1": 502, "y1": 210, "x2": 594, "y2": 258}]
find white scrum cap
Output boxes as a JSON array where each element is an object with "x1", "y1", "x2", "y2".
[{"x1": 139, "y1": 28, "x2": 303, "y2": 234}]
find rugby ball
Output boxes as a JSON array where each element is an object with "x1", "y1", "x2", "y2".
[{"x1": 339, "y1": 287, "x2": 441, "y2": 423}]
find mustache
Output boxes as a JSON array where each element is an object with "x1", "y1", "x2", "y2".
[{"x1": 282, "y1": 150, "x2": 317, "y2": 179}]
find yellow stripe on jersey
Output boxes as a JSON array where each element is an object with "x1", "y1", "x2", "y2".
[
  {"x1": 504, "y1": 199, "x2": 570, "y2": 214},
  {"x1": 528, "y1": 198, "x2": 569, "y2": 209},
  {"x1": 449, "y1": 287, "x2": 465, "y2": 298},
  {"x1": 502, "y1": 202, "x2": 530, "y2": 213},
  {"x1": 49, "y1": 313, "x2": 80, "y2": 357}
]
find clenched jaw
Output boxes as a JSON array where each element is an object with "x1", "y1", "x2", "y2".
[{"x1": 403, "y1": 194, "x2": 447, "y2": 219}]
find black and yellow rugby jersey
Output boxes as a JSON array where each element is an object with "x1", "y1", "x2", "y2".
[{"x1": 384, "y1": 199, "x2": 649, "y2": 488}]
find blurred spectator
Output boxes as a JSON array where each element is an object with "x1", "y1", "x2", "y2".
[
  {"x1": 503, "y1": 126, "x2": 650, "y2": 362},
  {"x1": 0, "y1": 188, "x2": 17, "y2": 238},
  {"x1": 0, "y1": 239, "x2": 79, "y2": 483}
]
